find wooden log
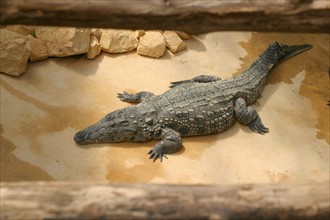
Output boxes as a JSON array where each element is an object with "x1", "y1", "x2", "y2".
[
  {"x1": 0, "y1": 0, "x2": 329, "y2": 33},
  {"x1": 0, "y1": 181, "x2": 329, "y2": 220}
]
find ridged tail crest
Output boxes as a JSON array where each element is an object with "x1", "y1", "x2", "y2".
[{"x1": 263, "y1": 42, "x2": 313, "y2": 66}]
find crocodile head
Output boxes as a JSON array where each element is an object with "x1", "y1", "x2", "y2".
[{"x1": 74, "y1": 108, "x2": 138, "y2": 144}]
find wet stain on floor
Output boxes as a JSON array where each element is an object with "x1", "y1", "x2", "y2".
[
  {"x1": 237, "y1": 33, "x2": 329, "y2": 144},
  {"x1": 0, "y1": 125, "x2": 54, "y2": 181},
  {"x1": 0, "y1": 78, "x2": 103, "y2": 153},
  {"x1": 105, "y1": 141, "x2": 163, "y2": 183}
]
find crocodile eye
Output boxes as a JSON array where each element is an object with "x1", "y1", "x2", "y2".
[
  {"x1": 121, "y1": 128, "x2": 136, "y2": 135},
  {"x1": 118, "y1": 120, "x2": 129, "y2": 126}
]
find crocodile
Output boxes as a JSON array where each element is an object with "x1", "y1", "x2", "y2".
[{"x1": 74, "y1": 42, "x2": 312, "y2": 162}]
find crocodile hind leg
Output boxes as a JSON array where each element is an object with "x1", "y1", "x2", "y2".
[
  {"x1": 148, "y1": 128, "x2": 182, "y2": 162},
  {"x1": 117, "y1": 91, "x2": 155, "y2": 103},
  {"x1": 170, "y1": 75, "x2": 221, "y2": 88},
  {"x1": 234, "y1": 98, "x2": 269, "y2": 134}
]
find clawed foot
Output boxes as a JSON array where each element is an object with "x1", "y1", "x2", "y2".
[
  {"x1": 248, "y1": 115, "x2": 269, "y2": 135},
  {"x1": 148, "y1": 149, "x2": 168, "y2": 162},
  {"x1": 147, "y1": 128, "x2": 182, "y2": 162},
  {"x1": 117, "y1": 92, "x2": 138, "y2": 103},
  {"x1": 117, "y1": 91, "x2": 154, "y2": 103}
]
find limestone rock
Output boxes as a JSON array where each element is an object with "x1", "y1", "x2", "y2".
[
  {"x1": 90, "y1": 28, "x2": 103, "y2": 41},
  {"x1": 136, "y1": 30, "x2": 145, "y2": 39},
  {"x1": 86, "y1": 36, "x2": 101, "y2": 59},
  {"x1": 163, "y1": 31, "x2": 187, "y2": 53},
  {"x1": 35, "y1": 27, "x2": 90, "y2": 57},
  {"x1": 100, "y1": 29, "x2": 139, "y2": 53},
  {"x1": 175, "y1": 31, "x2": 193, "y2": 40},
  {"x1": 26, "y1": 35, "x2": 48, "y2": 62},
  {"x1": 0, "y1": 30, "x2": 30, "y2": 76},
  {"x1": 137, "y1": 31, "x2": 166, "y2": 58},
  {"x1": 6, "y1": 25, "x2": 36, "y2": 36}
]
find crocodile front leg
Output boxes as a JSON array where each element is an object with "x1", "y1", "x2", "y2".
[
  {"x1": 148, "y1": 128, "x2": 182, "y2": 162},
  {"x1": 234, "y1": 98, "x2": 269, "y2": 134},
  {"x1": 117, "y1": 91, "x2": 155, "y2": 103},
  {"x1": 170, "y1": 74, "x2": 221, "y2": 88}
]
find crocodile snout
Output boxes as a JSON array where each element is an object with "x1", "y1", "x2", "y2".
[{"x1": 74, "y1": 130, "x2": 87, "y2": 144}]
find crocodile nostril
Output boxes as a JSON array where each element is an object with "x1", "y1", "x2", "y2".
[{"x1": 74, "y1": 131, "x2": 86, "y2": 144}]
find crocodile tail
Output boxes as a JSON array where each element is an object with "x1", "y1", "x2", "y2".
[
  {"x1": 263, "y1": 42, "x2": 313, "y2": 66},
  {"x1": 238, "y1": 42, "x2": 312, "y2": 105}
]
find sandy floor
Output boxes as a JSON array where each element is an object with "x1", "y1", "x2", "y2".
[{"x1": 0, "y1": 32, "x2": 329, "y2": 184}]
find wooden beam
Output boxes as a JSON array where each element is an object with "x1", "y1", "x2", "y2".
[
  {"x1": 0, "y1": 0, "x2": 329, "y2": 33},
  {"x1": 1, "y1": 181, "x2": 329, "y2": 220}
]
